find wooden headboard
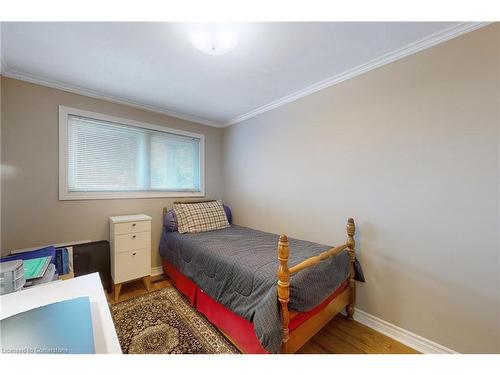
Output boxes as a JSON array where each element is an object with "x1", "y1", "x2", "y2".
[{"x1": 162, "y1": 199, "x2": 217, "y2": 217}]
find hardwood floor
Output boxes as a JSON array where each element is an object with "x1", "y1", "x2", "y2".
[
  {"x1": 297, "y1": 315, "x2": 418, "y2": 354},
  {"x1": 106, "y1": 275, "x2": 170, "y2": 304},
  {"x1": 108, "y1": 277, "x2": 419, "y2": 354}
]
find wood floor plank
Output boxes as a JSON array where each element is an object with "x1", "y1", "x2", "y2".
[
  {"x1": 107, "y1": 275, "x2": 169, "y2": 304},
  {"x1": 108, "y1": 277, "x2": 419, "y2": 354},
  {"x1": 325, "y1": 316, "x2": 418, "y2": 354},
  {"x1": 302, "y1": 326, "x2": 365, "y2": 353}
]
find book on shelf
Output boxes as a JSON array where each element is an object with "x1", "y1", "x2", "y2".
[
  {"x1": 23, "y1": 256, "x2": 51, "y2": 280},
  {"x1": 24, "y1": 264, "x2": 58, "y2": 287},
  {"x1": 0, "y1": 245, "x2": 56, "y2": 265},
  {"x1": 55, "y1": 247, "x2": 70, "y2": 275},
  {"x1": 62, "y1": 248, "x2": 69, "y2": 274}
]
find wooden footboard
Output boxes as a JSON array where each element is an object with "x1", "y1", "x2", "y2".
[{"x1": 277, "y1": 218, "x2": 357, "y2": 353}]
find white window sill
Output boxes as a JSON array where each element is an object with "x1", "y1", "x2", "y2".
[{"x1": 59, "y1": 191, "x2": 205, "y2": 200}]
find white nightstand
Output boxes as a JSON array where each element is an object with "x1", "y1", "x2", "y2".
[{"x1": 109, "y1": 214, "x2": 152, "y2": 302}]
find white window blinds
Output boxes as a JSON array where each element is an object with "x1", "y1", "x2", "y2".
[{"x1": 67, "y1": 115, "x2": 201, "y2": 193}]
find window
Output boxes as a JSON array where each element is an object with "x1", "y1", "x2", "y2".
[{"x1": 59, "y1": 106, "x2": 204, "y2": 200}]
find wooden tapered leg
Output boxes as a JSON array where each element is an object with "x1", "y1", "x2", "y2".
[
  {"x1": 142, "y1": 275, "x2": 152, "y2": 292},
  {"x1": 346, "y1": 279, "x2": 356, "y2": 319},
  {"x1": 346, "y1": 218, "x2": 356, "y2": 320},
  {"x1": 114, "y1": 283, "x2": 122, "y2": 303}
]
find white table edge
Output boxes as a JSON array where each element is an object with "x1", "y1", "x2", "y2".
[{"x1": 0, "y1": 272, "x2": 122, "y2": 354}]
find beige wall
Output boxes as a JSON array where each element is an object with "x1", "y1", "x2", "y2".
[
  {"x1": 1, "y1": 77, "x2": 224, "y2": 268},
  {"x1": 1, "y1": 24, "x2": 499, "y2": 353},
  {"x1": 223, "y1": 24, "x2": 500, "y2": 353},
  {"x1": 0, "y1": 75, "x2": 2, "y2": 254}
]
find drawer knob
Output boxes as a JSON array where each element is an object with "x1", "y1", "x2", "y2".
[
  {"x1": 132, "y1": 223, "x2": 136, "y2": 227},
  {"x1": 132, "y1": 235, "x2": 136, "y2": 238},
  {"x1": 132, "y1": 252, "x2": 137, "y2": 256}
]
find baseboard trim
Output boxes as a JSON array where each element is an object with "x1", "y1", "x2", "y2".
[
  {"x1": 149, "y1": 264, "x2": 455, "y2": 353},
  {"x1": 151, "y1": 266, "x2": 164, "y2": 276},
  {"x1": 353, "y1": 308, "x2": 458, "y2": 354}
]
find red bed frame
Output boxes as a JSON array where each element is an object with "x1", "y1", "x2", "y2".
[{"x1": 163, "y1": 260, "x2": 349, "y2": 353}]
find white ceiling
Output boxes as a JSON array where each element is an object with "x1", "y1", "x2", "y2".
[{"x1": 0, "y1": 22, "x2": 485, "y2": 127}]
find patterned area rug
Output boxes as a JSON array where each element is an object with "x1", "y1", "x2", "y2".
[{"x1": 110, "y1": 287, "x2": 239, "y2": 354}]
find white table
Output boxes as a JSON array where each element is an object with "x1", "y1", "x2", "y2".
[{"x1": 0, "y1": 272, "x2": 122, "y2": 354}]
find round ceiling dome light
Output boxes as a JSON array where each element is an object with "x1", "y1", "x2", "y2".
[{"x1": 187, "y1": 23, "x2": 239, "y2": 56}]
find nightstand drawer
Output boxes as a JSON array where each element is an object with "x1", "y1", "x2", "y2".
[
  {"x1": 114, "y1": 220, "x2": 151, "y2": 235},
  {"x1": 114, "y1": 248, "x2": 150, "y2": 283},
  {"x1": 114, "y1": 231, "x2": 151, "y2": 253}
]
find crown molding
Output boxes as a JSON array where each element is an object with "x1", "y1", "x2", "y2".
[
  {"x1": 1, "y1": 60, "x2": 10, "y2": 76},
  {"x1": 2, "y1": 22, "x2": 489, "y2": 128},
  {"x1": 0, "y1": 22, "x2": 3, "y2": 74},
  {"x1": 2, "y1": 68, "x2": 224, "y2": 128},
  {"x1": 223, "y1": 21, "x2": 490, "y2": 127}
]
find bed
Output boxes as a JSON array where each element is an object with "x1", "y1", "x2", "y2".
[{"x1": 159, "y1": 202, "x2": 363, "y2": 354}]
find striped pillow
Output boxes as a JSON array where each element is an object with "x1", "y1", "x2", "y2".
[{"x1": 174, "y1": 200, "x2": 230, "y2": 234}]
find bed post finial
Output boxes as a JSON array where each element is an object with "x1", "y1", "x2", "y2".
[
  {"x1": 347, "y1": 218, "x2": 355, "y2": 250},
  {"x1": 277, "y1": 234, "x2": 290, "y2": 353},
  {"x1": 346, "y1": 218, "x2": 356, "y2": 319}
]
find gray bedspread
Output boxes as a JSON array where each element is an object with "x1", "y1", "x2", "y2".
[{"x1": 159, "y1": 224, "x2": 364, "y2": 353}]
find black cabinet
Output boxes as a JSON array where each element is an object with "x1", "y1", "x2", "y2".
[{"x1": 73, "y1": 240, "x2": 111, "y2": 292}]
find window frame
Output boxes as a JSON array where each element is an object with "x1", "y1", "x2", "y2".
[{"x1": 59, "y1": 106, "x2": 205, "y2": 200}]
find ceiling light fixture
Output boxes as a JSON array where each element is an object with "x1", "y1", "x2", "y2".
[{"x1": 187, "y1": 23, "x2": 239, "y2": 56}]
